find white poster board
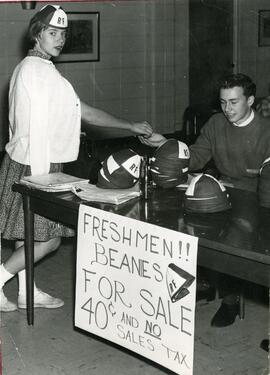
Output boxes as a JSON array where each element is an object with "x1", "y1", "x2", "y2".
[{"x1": 75, "y1": 205, "x2": 198, "y2": 375}]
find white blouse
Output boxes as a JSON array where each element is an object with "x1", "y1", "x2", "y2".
[{"x1": 6, "y1": 56, "x2": 81, "y2": 176}]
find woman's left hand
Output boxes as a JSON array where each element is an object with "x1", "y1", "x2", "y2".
[{"x1": 131, "y1": 121, "x2": 153, "y2": 138}]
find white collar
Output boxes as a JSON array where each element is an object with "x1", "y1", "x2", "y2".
[
  {"x1": 26, "y1": 56, "x2": 53, "y2": 65},
  {"x1": 233, "y1": 110, "x2": 254, "y2": 127}
]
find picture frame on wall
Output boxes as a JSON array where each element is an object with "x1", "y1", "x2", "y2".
[
  {"x1": 55, "y1": 12, "x2": 100, "y2": 62},
  {"x1": 258, "y1": 10, "x2": 270, "y2": 46}
]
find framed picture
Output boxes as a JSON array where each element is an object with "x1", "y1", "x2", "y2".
[
  {"x1": 258, "y1": 10, "x2": 270, "y2": 46},
  {"x1": 55, "y1": 12, "x2": 100, "y2": 62}
]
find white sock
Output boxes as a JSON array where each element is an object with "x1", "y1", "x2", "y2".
[
  {"x1": 0, "y1": 264, "x2": 15, "y2": 290},
  {"x1": 18, "y1": 269, "x2": 39, "y2": 297}
]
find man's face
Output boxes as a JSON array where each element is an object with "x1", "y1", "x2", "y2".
[{"x1": 220, "y1": 86, "x2": 254, "y2": 125}]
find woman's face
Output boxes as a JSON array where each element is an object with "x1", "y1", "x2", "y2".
[{"x1": 35, "y1": 27, "x2": 67, "y2": 58}]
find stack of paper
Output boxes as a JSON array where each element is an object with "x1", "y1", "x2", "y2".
[
  {"x1": 72, "y1": 181, "x2": 141, "y2": 205},
  {"x1": 20, "y1": 172, "x2": 89, "y2": 192}
]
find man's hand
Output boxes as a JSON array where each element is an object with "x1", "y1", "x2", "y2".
[{"x1": 138, "y1": 133, "x2": 167, "y2": 148}]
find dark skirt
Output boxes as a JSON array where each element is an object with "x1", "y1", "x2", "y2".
[{"x1": 0, "y1": 154, "x2": 75, "y2": 241}]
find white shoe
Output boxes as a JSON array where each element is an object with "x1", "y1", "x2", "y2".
[
  {"x1": 0, "y1": 289, "x2": 17, "y2": 312},
  {"x1": 18, "y1": 289, "x2": 64, "y2": 309}
]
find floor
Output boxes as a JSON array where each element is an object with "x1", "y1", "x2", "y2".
[{"x1": 1, "y1": 238, "x2": 269, "y2": 375}]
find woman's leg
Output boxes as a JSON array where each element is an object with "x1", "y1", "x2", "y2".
[
  {"x1": 0, "y1": 264, "x2": 17, "y2": 312},
  {"x1": 1, "y1": 237, "x2": 63, "y2": 311},
  {"x1": 16, "y1": 238, "x2": 64, "y2": 309},
  {"x1": 5, "y1": 237, "x2": 61, "y2": 274}
]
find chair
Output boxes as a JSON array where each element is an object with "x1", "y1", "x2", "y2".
[{"x1": 183, "y1": 107, "x2": 217, "y2": 145}]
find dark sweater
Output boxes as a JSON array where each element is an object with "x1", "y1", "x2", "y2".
[{"x1": 189, "y1": 112, "x2": 270, "y2": 191}]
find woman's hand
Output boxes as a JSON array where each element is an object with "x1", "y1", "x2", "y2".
[
  {"x1": 138, "y1": 133, "x2": 167, "y2": 148},
  {"x1": 131, "y1": 121, "x2": 153, "y2": 138}
]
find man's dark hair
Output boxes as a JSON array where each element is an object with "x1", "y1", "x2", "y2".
[{"x1": 219, "y1": 73, "x2": 256, "y2": 98}]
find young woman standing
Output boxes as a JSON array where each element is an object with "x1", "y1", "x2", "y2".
[{"x1": 0, "y1": 5, "x2": 152, "y2": 312}]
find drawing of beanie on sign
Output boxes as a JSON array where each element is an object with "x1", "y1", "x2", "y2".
[{"x1": 166, "y1": 263, "x2": 195, "y2": 303}]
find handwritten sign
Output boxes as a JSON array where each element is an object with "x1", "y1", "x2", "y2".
[{"x1": 75, "y1": 205, "x2": 198, "y2": 375}]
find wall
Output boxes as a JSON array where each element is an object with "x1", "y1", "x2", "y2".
[
  {"x1": 238, "y1": 0, "x2": 270, "y2": 97},
  {"x1": 0, "y1": 0, "x2": 189, "y2": 151}
]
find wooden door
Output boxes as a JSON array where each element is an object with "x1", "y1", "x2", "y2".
[{"x1": 189, "y1": 0, "x2": 234, "y2": 118}]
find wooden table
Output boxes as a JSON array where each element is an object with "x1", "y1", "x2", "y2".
[{"x1": 12, "y1": 183, "x2": 270, "y2": 325}]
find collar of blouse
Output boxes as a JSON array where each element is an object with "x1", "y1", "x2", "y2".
[{"x1": 27, "y1": 49, "x2": 51, "y2": 61}]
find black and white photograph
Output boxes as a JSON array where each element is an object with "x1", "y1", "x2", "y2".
[{"x1": 0, "y1": 1, "x2": 269, "y2": 375}]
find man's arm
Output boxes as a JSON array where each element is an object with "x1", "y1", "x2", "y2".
[
  {"x1": 138, "y1": 122, "x2": 214, "y2": 173},
  {"x1": 189, "y1": 122, "x2": 213, "y2": 171}
]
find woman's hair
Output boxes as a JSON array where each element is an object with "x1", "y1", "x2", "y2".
[
  {"x1": 27, "y1": 18, "x2": 48, "y2": 48},
  {"x1": 219, "y1": 73, "x2": 256, "y2": 98}
]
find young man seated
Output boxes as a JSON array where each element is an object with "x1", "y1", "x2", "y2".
[{"x1": 139, "y1": 73, "x2": 270, "y2": 330}]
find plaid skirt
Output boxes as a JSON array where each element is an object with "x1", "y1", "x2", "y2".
[{"x1": 0, "y1": 154, "x2": 75, "y2": 241}]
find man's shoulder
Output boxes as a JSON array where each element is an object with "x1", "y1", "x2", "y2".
[
  {"x1": 202, "y1": 112, "x2": 227, "y2": 129},
  {"x1": 254, "y1": 111, "x2": 270, "y2": 130},
  {"x1": 209, "y1": 112, "x2": 226, "y2": 122},
  {"x1": 254, "y1": 110, "x2": 270, "y2": 122}
]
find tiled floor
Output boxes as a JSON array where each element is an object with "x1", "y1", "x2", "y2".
[{"x1": 1, "y1": 239, "x2": 269, "y2": 375}]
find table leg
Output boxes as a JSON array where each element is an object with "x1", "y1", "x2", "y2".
[
  {"x1": 239, "y1": 293, "x2": 245, "y2": 320},
  {"x1": 22, "y1": 195, "x2": 34, "y2": 326}
]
